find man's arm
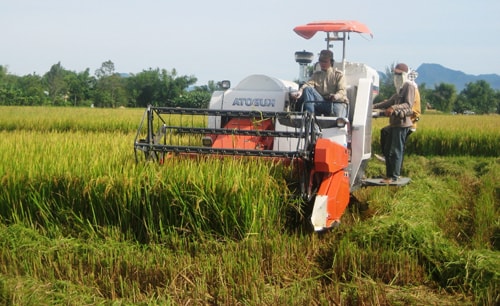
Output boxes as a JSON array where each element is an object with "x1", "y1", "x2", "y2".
[
  {"x1": 330, "y1": 71, "x2": 347, "y2": 102},
  {"x1": 391, "y1": 83, "x2": 415, "y2": 117},
  {"x1": 291, "y1": 79, "x2": 317, "y2": 100},
  {"x1": 373, "y1": 93, "x2": 397, "y2": 109}
]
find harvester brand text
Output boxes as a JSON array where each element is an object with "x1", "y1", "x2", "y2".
[{"x1": 232, "y1": 98, "x2": 275, "y2": 107}]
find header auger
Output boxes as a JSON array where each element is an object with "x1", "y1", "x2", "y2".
[{"x1": 134, "y1": 20, "x2": 406, "y2": 232}]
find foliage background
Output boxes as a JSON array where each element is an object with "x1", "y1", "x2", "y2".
[{"x1": 1, "y1": 62, "x2": 500, "y2": 114}]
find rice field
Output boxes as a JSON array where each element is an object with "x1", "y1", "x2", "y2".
[
  {"x1": 371, "y1": 112, "x2": 500, "y2": 156},
  {"x1": 0, "y1": 106, "x2": 498, "y2": 305}
]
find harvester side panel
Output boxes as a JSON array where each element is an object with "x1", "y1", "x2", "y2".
[
  {"x1": 350, "y1": 78, "x2": 373, "y2": 187},
  {"x1": 310, "y1": 170, "x2": 350, "y2": 231},
  {"x1": 314, "y1": 138, "x2": 349, "y2": 173}
]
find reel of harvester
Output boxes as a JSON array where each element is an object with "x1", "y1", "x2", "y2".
[{"x1": 134, "y1": 105, "x2": 323, "y2": 202}]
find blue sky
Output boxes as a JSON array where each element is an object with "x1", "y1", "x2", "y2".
[{"x1": 2, "y1": 0, "x2": 499, "y2": 86}]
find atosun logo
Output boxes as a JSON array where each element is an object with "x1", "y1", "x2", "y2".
[{"x1": 232, "y1": 98, "x2": 276, "y2": 107}]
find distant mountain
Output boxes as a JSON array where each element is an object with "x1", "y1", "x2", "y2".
[{"x1": 415, "y1": 63, "x2": 500, "y2": 91}]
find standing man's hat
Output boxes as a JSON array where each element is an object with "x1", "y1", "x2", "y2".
[{"x1": 394, "y1": 63, "x2": 409, "y2": 73}]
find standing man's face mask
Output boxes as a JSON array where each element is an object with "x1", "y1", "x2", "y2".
[{"x1": 393, "y1": 72, "x2": 407, "y2": 91}]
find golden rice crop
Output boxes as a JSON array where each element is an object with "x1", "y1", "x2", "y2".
[
  {"x1": 0, "y1": 128, "x2": 293, "y2": 241},
  {"x1": 0, "y1": 106, "x2": 142, "y2": 132}
]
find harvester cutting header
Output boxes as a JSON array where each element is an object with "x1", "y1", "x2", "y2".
[{"x1": 134, "y1": 20, "x2": 388, "y2": 232}]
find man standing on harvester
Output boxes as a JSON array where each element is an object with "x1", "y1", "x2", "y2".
[
  {"x1": 373, "y1": 63, "x2": 415, "y2": 184},
  {"x1": 291, "y1": 49, "x2": 349, "y2": 117}
]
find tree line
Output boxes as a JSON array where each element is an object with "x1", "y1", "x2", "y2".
[
  {"x1": 1, "y1": 61, "x2": 499, "y2": 114},
  {"x1": 0, "y1": 61, "x2": 215, "y2": 108},
  {"x1": 376, "y1": 65, "x2": 500, "y2": 114}
]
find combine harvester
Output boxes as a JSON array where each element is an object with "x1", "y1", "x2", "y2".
[{"x1": 134, "y1": 20, "x2": 408, "y2": 232}]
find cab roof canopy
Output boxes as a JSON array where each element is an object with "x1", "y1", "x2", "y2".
[
  {"x1": 293, "y1": 20, "x2": 373, "y2": 40},
  {"x1": 293, "y1": 20, "x2": 373, "y2": 62}
]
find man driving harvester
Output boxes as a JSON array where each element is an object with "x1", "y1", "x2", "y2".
[{"x1": 291, "y1": 49, "x2": 349, "y2": 117}]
